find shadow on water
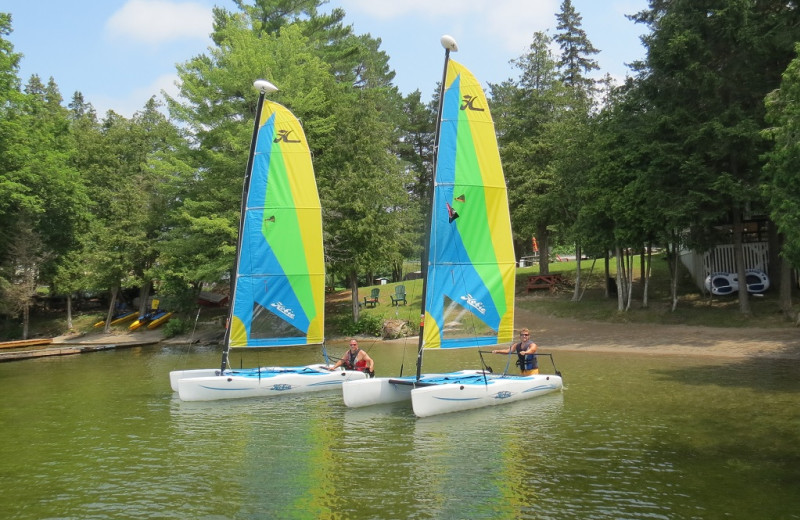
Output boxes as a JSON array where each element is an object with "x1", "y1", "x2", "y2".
[{"x1": 651, "y1": 356, "x2": 800, "y2": 392}]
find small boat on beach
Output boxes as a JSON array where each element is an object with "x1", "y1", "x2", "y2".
[
  {"x1": 704, "y1": 269, "x2": 770, "y2": 295},
  {"x1": 0, "y1": 338, "x2": 53, "y2": 350},
  {"x1": 704, "y1": 272, "x2": 738, "y2": 296},
  {"x1": 94, "y1": 311, "x2": 138, "y2": 328},
  {"x1": 146, "y1": 311, "x2": 173, "y2": 329}
]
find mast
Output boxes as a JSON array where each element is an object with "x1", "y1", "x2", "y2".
[
  {"x1": 415, "y1": 35, "x2": 458, "y2": 380},
  {"x1": 220, "y1": 79, "x2": 278, "y2": 372}
]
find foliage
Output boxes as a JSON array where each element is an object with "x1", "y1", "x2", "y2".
[
  {"x1": 162, "y1": 317, "x2": 191, "y2": 339},
  {"x1": 554, "y1": 0, "x2": 599, "y2": 93},
  {"x1": 4, "y1": 0, "x2": 800, "y2": 334},
  {"x1": 330, "y1": 312, "x2": 383, "y2": 337},
  {"x1": 763, "y1": 43, "x2": 800, "y2": 268}
]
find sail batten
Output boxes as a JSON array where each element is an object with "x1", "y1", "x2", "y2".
[
  {"x1": 229, "y1": 99, "x2": 324, "y2": 348},
  {"x1": 423, "y1": 59, "x2": 515, "y2": 350}
]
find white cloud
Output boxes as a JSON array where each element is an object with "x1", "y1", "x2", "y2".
[
  {"x1": 340, "y1": 0, "x2": 557, "y2": 54},
  {"x1": 91, "y1": 73, "x2": 179, "y2": 118},
  {"x1": 341, "y1": 0, "x2": 485, "y2": 18},
  {"x1": 480, "y1": 1, "x2": 558, "y2": 53},
  {"x1": 105, "y1": 0, "x2": 213, "y2": 45}
]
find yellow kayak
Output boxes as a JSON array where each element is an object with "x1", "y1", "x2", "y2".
[
  {"x1": 147, "y1": 311, "x2": 174, "y2": 330},
  {"x1": 94, "y1": 312, "x2": 138, "y2": 328}
]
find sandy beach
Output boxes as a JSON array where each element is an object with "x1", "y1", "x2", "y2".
[
  {"x1": 515, "y1": 307, "x2": 800, "y2": 360},
  {"x1": 52, "y1": 306, "x2": 800, "y2": 361}
]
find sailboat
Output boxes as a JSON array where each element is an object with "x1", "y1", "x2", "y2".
[
  {"x1": 170, "y1": 80, "x2": 367, "y2": 401},
  {"x1": 342, "y1": 36, "x2": 562, "y2": 417}
]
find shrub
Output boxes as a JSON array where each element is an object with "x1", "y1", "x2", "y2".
[
  {"x1": 162, "y1": 317, "x2": 191, "y2": 338},
  {"x1": 331, "y1": 313, "x2": 384, "y2": 337}
]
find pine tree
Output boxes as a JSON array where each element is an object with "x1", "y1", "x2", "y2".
[{"x1": 554, "y1": 0, "x2": 599, "y2": 95}]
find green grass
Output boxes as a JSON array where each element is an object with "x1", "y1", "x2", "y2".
[
  {"x1": 6, "y1": 254, "x2": 797, "y2": 342},
  {"x1": 333, "y1": 254, "x2": 799, "y2": 334}
]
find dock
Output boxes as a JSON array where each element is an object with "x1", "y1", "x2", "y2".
[{"x1": 0, "y1": 337, "x2": 160, "y2": 362}]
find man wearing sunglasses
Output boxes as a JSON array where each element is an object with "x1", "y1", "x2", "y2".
[
  {"x1": 491, "y1": 328, "x2": 539, "y2": 375},
  {"x1": 328, "y1": 339, "x2": 375, "y2": 377}
]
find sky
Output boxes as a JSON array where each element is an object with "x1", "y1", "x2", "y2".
[{"x1": 4, "y1": 0, "x2": 649, "y2": 118}]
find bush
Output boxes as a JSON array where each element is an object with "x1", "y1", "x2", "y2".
[
  {"x1": 331, "y1": 313, "x2": 384, "y2": 337},
  {"x1": 162, "y1": 317, "x2": 191, "y2": 339}
]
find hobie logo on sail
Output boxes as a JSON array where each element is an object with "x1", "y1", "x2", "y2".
[
  {"x1": 460, "y1": 94, "x2": 485, "y2": 112},
  {"x1": 461, "y1": 293, "x2": 486, "y2": 315},
  {"x1": 271, "y1": 302, "x2": 295, "y2": 319},
  {"x1": 273, "y1": 129, "x2": 301, "y2": 144}
]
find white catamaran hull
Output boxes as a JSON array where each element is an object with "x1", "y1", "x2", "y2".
[
  {"x1": 342, "y1": 377, "x2": 413, "y2": 407},
  {"x1": 170, "y1": 368, "x2": 221, "y2": 392},
  {"x1": 176, "y1": 364, "x2": 368, "y2": 401},
  {"x1": 411, "y1": 374, "x2": 563, "y2": 418},
  {"x1": 342, "y1": 370, "x2": 493, "y2": 408}
]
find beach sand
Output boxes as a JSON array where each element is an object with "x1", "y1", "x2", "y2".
[
  {"x1": 515, "y1": 307, "x2": 800, "y2": 360},
  {"x1": 52, "y1": 306, "x2": 800, "y2": 360}
]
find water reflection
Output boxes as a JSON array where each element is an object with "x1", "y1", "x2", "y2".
[
  {"x1": 408, "y1": 394, "x2": 565, "y2": 520},
  {"x1": 3, "y1": 347, "x2": 800, "y2": 519}
]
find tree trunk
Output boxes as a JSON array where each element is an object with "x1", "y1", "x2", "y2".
[
  {"x1": 103, "y1": 285, "x2": 119, "y2": 334},
  {"x1": 22, "y1": 304, "x2": 29, "y2": 340},
  {"x1": 667, "y1": 231, "x2": 680, "y2": 311},
  {"x1": 625, "y1": 249, "x2": 634, "y2": 312},
  {"x1": 350, "y1": 271, "x2": 360, "y2": 323},
  {"x1": 537, "y1": 223, "x2": 549, "y2": 275},
  {"x1": 571, "y1": 243, "x2": 581, "y2": 302},
  {"x1": 615, "y1": 246, "x2": 624, "y2": 311},
  {"x1": 138, "y1": 282, "x2": 152, "y2": 316},
  {"x1": 768, "y1": 221, "x2": 782, "y2": 285},
  {"x1": 640, "y1": 250, "x2": 646, "y2": 282},
  {"x1": 778, "y1": 254, "x2": 794, "y2": 321},
  {"x1": 579, "y1": 258, "x2": 597, "y2": 301},
  {"x1": 671, "y1": 241, "x2": 681, "y2": 311},
  {"x1": 732, "y1": 210, "x2": 751, "y2": 315},
  {"x1": 642, "y1": 243, "x2": 652, "y2": 309},
  {"x1": 66, "y1": 294, "x2": 74, "y2": 331}
]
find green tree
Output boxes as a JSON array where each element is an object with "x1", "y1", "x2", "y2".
[
  {"x1": 165, "y1": 16, "x2": 340, "y2": 290},
  {"x1": 554, "y1": 0, "x2": 599, "y2": 94},
  {"x1": 631, "y1": 0, "x2": 800, "y2": 315},
  {"x1": 492, "y1": 31, "x2": 566, "y2": 274},
  {"x1": 75, "y1": 98, "x2": 182, "y2": 331},
  {"x1": 20, "y1": 77, "x2": 92, "y2": 286},
  {"x1": 167, "y1": 1, "x2": 410, "y2": 322},
  {"x1": 0, "y1": 217, "x2": 44, "y2": 339},
  {"x1": 763, "y1": 43, "x2": 800, "y2": 319}
]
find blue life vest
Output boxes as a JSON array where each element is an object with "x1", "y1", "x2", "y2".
[{"x1": 515, "y1": 341, "x2": 538, "y2": 371}]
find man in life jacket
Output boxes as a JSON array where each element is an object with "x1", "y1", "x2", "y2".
[
  {"x1": 328, "y1": 339, "x2": 375, "y2": 377},
  {"x1": 490, "y1": 328, "x2": 539, "y2": 375}
]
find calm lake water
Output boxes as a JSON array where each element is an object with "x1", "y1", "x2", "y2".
[{"x1": 2, "y1": 339, "x2": 799, "y2": 520}]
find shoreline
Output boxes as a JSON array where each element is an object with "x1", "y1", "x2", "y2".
[{"x1": 38, "y1": 307, "x2": 800, "y2": 362}]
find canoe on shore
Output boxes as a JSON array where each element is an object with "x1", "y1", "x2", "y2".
[{"x1": 0, "y1": 338, "x2": 53, "y2": 350}]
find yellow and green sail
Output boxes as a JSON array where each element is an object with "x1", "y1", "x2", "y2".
[
  {"x1": 229, "y1": 100, "x2": 325, "y2": 347},
  {"x1": 423, "y1": 59, "x2": 516, "y2": 349}
]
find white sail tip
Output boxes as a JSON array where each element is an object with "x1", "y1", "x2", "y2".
[
  {"x1": 440, "y1": 35, "x2": 458, "y2": 52},
  {"x1": 253, "y1": 79, "x2": 279, "y2": 94}
]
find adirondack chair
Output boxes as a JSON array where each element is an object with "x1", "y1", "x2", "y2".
[
  {"x1": 390, "y1": 285, "x2": 407, "y2": 306},
  {"x1": 363, "y1": 288, "x2": 380, "y2": 308}
]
